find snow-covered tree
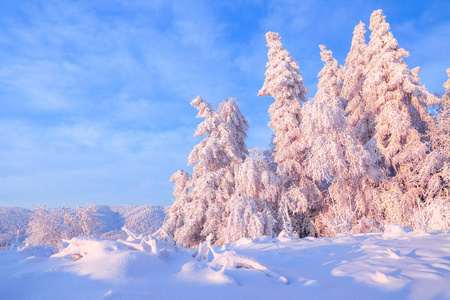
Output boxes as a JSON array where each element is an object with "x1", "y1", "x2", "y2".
[
  {"x1": 74, "y1": 204, "x2": 104, "y2": 238},
  {"x1": 222, "y1": 150, "x2": 279, "y2": 243},
  {"x1": 363, "y1": 9, "x2": 430, "y2": 176},
  {"x1": 341, "y1": 21, "x2": 371, "y2": 144},
  {"x1": 258, "y1": 32, "x2": 307, "y2": 178},
  {"x1": 408, "y1": 70, "x2": 450, "y2": 229},
  {"x1": 430, "y1": 69, "x2": 450, "y2": 159},
  {"x1": 302, "y1": 45, "x2": 380, "y2": 235},
  {"x1": 25, "y1": 205, "x2": 67, "y2": 250},
  {"x1": 356, "y1": 10, "x2": 446, "y2": 229},
  {"x1": 26, "y1": 204, "x2": 104, "y2": 249},
  {"x1": 166, "y1": 96, "x2": 249, "y2": 247},
  {"x1": 218, "y1": 97, "x2": 249, "y2": 163},
  {"x1": 200, "y1": 98, "x2": 249, "y2": 244},
  {"x1": 171, "y1": 96, "x2": 222, "y2": 247},
  {"x1": 162, "y1": 170, "x2": 191, "y2": 240},
  {"x1": 258, "y1": 31, "x2": 316, "y2": 236}
]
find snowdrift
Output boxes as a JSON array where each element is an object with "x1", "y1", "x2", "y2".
[{"x1": 1, "y1": 227, "x2": 449, "y2": 300}]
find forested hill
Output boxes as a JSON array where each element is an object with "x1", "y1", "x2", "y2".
[{"x1": 0, "y1": 205, "x2": 168, "y2": 250}]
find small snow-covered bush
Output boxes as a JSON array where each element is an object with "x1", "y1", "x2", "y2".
[
  {"x1": 224, "y1": 195, "x2": 276, "y2": 243},
  {"x1": 415, "y1": 198, "x2": 450, "y2": 232},
  {"x1": 25, "y1": 204, "x2": 105, "y2": 250},
  {"x1": 25, "y1": 205, "x2": 68, "y2": 250}
]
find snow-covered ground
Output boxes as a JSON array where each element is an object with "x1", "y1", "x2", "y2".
[{"x1": 1, "y1": 225, "x2": 449, "y2": 300}]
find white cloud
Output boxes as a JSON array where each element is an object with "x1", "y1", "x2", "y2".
[
  {"x1": 1, "y1": 0, "x2": 448, "y2": 208},
  {"x1": 0, "y1": 118, "x2": 196, "y2": 207}
]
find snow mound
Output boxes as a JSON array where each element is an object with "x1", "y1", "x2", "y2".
[
  {"x1": 382, "y1": 223, "x2": 413, "y2": 238},
  {"x1": 52, "y1": 237, "x2": 123, "y2": 260},
  {"x1": 15, "y1": 243, "x2": 56, "y2": 257}
]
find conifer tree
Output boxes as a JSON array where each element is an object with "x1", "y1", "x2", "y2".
[
  {"x1": 258, "y1": 32, "x2": 315, "y2": 236},
  {"x1": 430, "y1": 69, "x2": 450, "y2": 159},
  {"x1": 412, "y1": 69, "x2": 450, "y2": 226},
  {"x1": 162, "y1": 170, "x2": 191, "y2": 240},
  {"x1": 363, "y1": 9, "x2": 430, "y2": 177},
  {"x1": 341, "y1": 22, "x2": 370, "y2": 144},
  {"x1": 172, "y1": 96, "x2": 223, "y2": 247},
  {"x1": 218, "y1": 97, "x2": 249, "y2": 163},
  {"x1": 361, "y1": 10, "x2": 443, "y2": 228},
  {"x1": 164, "y1": 97, "x2": 249, "y2": 247},
  {"x1": 258, "y1": 32, "x2": 308, "y2": 176},
  {"x1": 302, "y1": 45, "x2": 379, "y2": 235},
  {"x1": 200, "y1": 98, "x2": 249, "y2": 243}
]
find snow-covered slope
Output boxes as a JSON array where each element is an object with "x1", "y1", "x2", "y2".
[
  {"x1": 110, "y1": 204, "x2": 168, "y2": 236},
  {"x1": 1, "y1": 226, "x2": 449, "y2": 300},
  {"x1": 97, "y1": 204, "x2": 168, "y2": 240}
]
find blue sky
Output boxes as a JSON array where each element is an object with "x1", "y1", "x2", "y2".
[{"x1": 1, "y1": 0, "x2": 449, "y2": 208}]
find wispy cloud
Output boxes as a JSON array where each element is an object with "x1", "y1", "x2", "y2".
[
  {"x1": 0, "y1": 0, "x2": 448, "y2": 208},
  {"x1": 0, "y1": 118, "x2": 196, "y2": 207}
]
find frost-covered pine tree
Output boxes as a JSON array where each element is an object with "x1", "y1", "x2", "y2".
[
  {"x1": 258, "y1": 32, "x2": 307, "y2": 176},
  {"x1": 363, "y1": 9, "x2": 430, "y2": 176},
  {"x1": 258, "y1": 31, "x2": 316, "y2": 236},
  {"x1": 430, "y1": 69, "x2": 450, "y2": 159},
  {"x1": 302, "y1": 45, "x2": 379, "y2": 235},
  {"x1": 200, "y1": 97, "x2": 249, "y2": 243},
  {"x1": 406, "y1": 69, "x2": 449, "y2": 210},
  {"x1": 171, "y1": 96, "x2": 222, "y2": 247},
  {"x1": 218, "y1": 97, "x2": 249, "y2": 163},
  {"x1": 162, "y1": 170, "x2": 191, "y2": 240},
  {"x1": 411, "y1": 69, "x2": 450, "y2": 231},
  {"x1": 361, "y1": 10, "x2": 442, "y2": 228},
  {"x1": 341, "y1": 22, "x2": 371, "y2": 144},
  {"x1": 166, "y1": 96, "x2": 249, "y2": 247}
]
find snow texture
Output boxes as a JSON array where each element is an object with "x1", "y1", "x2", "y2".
[{"x1": 1, "y1": 228, "x2": 449, "y2": 299}]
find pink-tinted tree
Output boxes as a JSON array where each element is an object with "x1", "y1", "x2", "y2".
[{"x1": 258, "y1": 31, "x2": 317, "y2": 236}]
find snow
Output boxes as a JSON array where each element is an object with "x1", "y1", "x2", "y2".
[
  {"x1": 0, "y1": 205, "x2": 168, "y2": 250},
  {"x1": 1, "y1": 228, "x2": 449, "y2": 299}
]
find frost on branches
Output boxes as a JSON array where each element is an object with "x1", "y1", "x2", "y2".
[
  {"x1": 430, "y1": 69, "x2": 450, "y2": 159},
  {"x1": 363, "y1": 10, "x2": 430, "y2": 177},
  {"x1": 25, "y1": 205, "x2": 68, "y2": 250},
  {"x1": 302, "y1": 45, "x2": 380, "y2": 235},
  {"x1": 164, "y1": 97, "x2": 253, "y2": 247},
  {"x1": 25, "y1": 204, "x2": 104, "y2": 250},
  {"x1": 162, "y1": 170, "x2": 191, "y2": 241},
  {"x1": 416, "y1": 69, "x2": 450, "y2": 228},
  {"x1": 258, "y1": 31, "x2": 318, "y2": 237},
  {"x1": 257, "y1": 31, "x2": 308, "y2": 183},
  {"x1": 165, "y1": 9, "x2": 450, "y2": 246},
  {"x1": 223, "y1": 151, "x2": 279, "y2": 243},
  {"x1": 341, "y1": 22, "x2": 370, "y2": 144}
]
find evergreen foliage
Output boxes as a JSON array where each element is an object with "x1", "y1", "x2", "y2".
[{"x1": 161, "y1": 9, "x2": 450, "y2": 246}]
